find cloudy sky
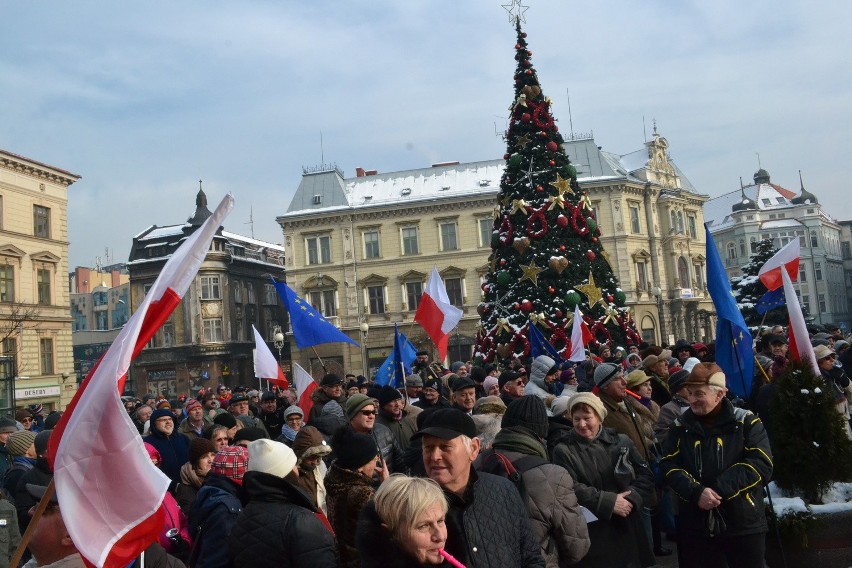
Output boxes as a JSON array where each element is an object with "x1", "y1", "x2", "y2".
[{"x1": 3, "y1": 1, "x2": 850, "y2": 269}]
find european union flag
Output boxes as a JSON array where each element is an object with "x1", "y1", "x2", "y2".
[
  {"x1": 375, "y1": 324, "x2": 417, "y2": 388},
  {"x1": 705, "y1": 225, "x2": 754, "y2": 399},
  {"x1": 756, "y1": 287, "x2": 786, "y2": 315},
  {"x1": 528, "y1": 321, "x2": 564, "y2": 366},
  {"x1": 272, "y1": 278, "x2": 359, "y2": 349}
]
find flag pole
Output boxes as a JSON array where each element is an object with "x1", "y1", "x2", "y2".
[
  {"x1": 730, "y1": 327, "x2": 750, "y2": 400},
  {"x1": 311, "y1": 347, "x2": 328, "y2": 373},
  {"x1": 11, "y1": 478, "x2": 56, "y2": 568}
]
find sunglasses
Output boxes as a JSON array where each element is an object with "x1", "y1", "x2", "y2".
[
  {"x1": 823, "y1": 354, "x2": 837, "y2": 361},
  {"x1": 21, "y1": 417, "x2": 33, "y2": 423},
  {"x1": 360, "y1": 410, "x2": 377, "y2": 416}
]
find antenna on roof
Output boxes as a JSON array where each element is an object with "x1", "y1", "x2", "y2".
[
  {"x1": 798, "y1": 169, "x2": 805, "y2": 190},
  {"x1": 566, "y1": 89, "x2": 575, "y2": 140},
  {"x1": 755, "y1": 152, "x2": 761, "y2": 169},
  {"x1": 320, "y1": 131, "x2": 324, "y2": 164},
  {"x1": 652, "y1": 118, "x2": 658, "y2": 136},
  {"x1": 739, "y1": 177, "x2": 744, "y2": 190},
  {"x1": 246, "y1": 204, "x2": 255, "y2": 239}
]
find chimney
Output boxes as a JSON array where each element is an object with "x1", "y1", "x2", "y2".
[
  {"x1": 356, "y1": 167, "x2": 366, "y2": 177},
  {"x1": 111, "y1": 269, "x2": 121, "y2": 288},
  {"x1": 365, "y1": 170, "x2": 378, "y2": 176}
]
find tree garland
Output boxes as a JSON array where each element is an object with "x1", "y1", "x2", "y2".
[
  {"x1": 497, "y1": 216, "x2": 514, "y2": 245},
  {"x1": 569, "y1": 205, "x2": 589, "y2": 236},
  {"x1": 525, "y1": 206, "x2": 548, "y2": 238}
]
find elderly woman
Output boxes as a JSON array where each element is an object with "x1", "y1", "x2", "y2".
[
  {"x1": 175, "y1": 437, "x2": 217, "y2": 514},
  {"x1": 356, "y1": 475, "x2": 451, "y2": 567},
  {"x1": 277, "y1": 405, "x2": 304, "y2": 447},
  {"x1": 205, "y1": 424, "x2": 231, "y2": 451},
  {"x1": 548, "y1": 392, "x2": 655, "y2": 568}
]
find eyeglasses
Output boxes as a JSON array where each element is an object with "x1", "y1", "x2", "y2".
[
  {"x1": 21, "y1": 418, "x2": 33, "y2": 423},
  {"x1": 360, "y1": 410, "x2": 377, "y2": 416},
  {"x1": 823, "y1": 354, "x2": 837, "y2": 361}
]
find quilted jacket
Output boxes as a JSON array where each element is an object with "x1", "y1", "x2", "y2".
[
  {"x1": 229, "y1": 471, "x2": 337, "y2": 567},
  {"x1": 187, "y1": 474, "x2": 245, "y2": 568}
]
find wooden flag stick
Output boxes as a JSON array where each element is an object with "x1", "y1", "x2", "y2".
[{"x1": 11, "y1": 477, "x2": 56, "y2": 568}]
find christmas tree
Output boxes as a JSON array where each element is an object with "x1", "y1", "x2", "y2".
[
  {"x1": 474, "y1": 20, "x2": 639, "y2": 366},
  {"x1": 731, "y1": 239, "x2": 791, "y2": 327}
]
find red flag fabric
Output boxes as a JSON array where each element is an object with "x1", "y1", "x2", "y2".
[
  {"x1": 781, "y1": 269, "x2": 819, "y2": 374},
  {"x1": 47, "y1": 195, "x2": 234, "y2": 568},
  {"x1": 252, "y1": 325, "x2": 289, "y2": 390},
  {"x1": 414, "y1": 266, "x2": 463, "y2": 361},
  {"x1": 758, "y1": 239, "x2": 800, "y2": 291},
  {"x1": 293, "y1": 362, "x2": 317, "y2": 422}
]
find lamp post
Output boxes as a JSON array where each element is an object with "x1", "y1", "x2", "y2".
[
  {"x1": 272, "y1": 325, "x2": 285, "y2": 366},
  {"x1": 788, "y1": 218, "x2": 822, "y2": 325},
  {"x1": 359, "y1": 321, "x2": 369, "y2": 377},
  {"x1": 652, "y1": 285, "x2": 667, "y2": 346}
]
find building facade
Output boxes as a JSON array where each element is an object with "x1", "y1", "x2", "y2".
[
  {"x1": 704, "y1": 169, "x2": 849, "y2": 327},
  {"x1": 127, "y1": 189, "x2": 286, "y2": 398},
  {"x1": 277, "y1": 131, "x2": 715, "y2": 377},
  {"x1": 0, "y1": 149, "x2": 80, "y2": 413}
]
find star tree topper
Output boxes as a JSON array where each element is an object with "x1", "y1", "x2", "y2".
[{"x1": 501, "y1": 0, "x2": 529, "y2": 23}]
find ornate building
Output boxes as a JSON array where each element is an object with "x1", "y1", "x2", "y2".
[
  {"x1": 127, "y1": 189, "x2": 286, "y2": 397},
  {"x1": 277, "y1": 130, "x2": 714, "y2": 377},
  {"x1": 0, "y1": 149, "x2": 80, "y2": 413},
  {"x1": 704, "y1": 169, "x2": 848, "y2": 327}
]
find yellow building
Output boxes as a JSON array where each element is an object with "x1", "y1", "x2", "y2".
[
  {"x1": 277, "y1": 132, "x2": 716, "y2": 377},
  {"x1": 0, "y1": 149, "x2": 80, "y2": 413}
]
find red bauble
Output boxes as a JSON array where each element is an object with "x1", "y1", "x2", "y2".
[
  {"x1": 525, "y1": 69, "x2": 533, "y2": 75},
  {"x1": 515, "y1": 43, "x2": 521, "y2": 49},
  {"x1": 521, "y1": 113, "x2": 531, "y2": 123},
  {"x1": 591, "y1": 237, "x2": 598, "y2": 243},
  {"x1": 549, "y1": 160, "x2": 556, "y2": 166},
  {"x1": 503, "y1": 153, "x2": 510, "y2": 160},
  {"x1": 554, "y1": 125, "x2": 558, "y2": 132},
  {"x1": 506, "y1": 177, "x2": 512, "y2": 183},
  {"x1": 521, "y1": 299, "x2": 533, "y2": 312},
  {"x1": 586, "y1": 250, "x2": 596, "y2": 261},
  {"x1": 536, "y1": 184, "x2": 543, "y2": 192},
  {"x1": 513, "y1": 302, "x2": 521, "y2": 310},
  {"x1": 546, "y1": 141, "x2": 558, "y2": 152},
  {"x1": 549, "y1": 287, "x2": 555, "y2": 294},
  {"x1": 607, "y1": 294, "x2": 614, "y2": 303},
  {"x1": 557, "y1": 215, "x2": 569, "y2": 228},
  {"x1": 555, "y1": 309, "x2": 563, "y2": 318},
  {"x1": 527, "y1": 50, "x2": 532, "y2": 56},
  {"x1": 500, "y1": 259, "x2": 507, "y2": 266},
  {"x1": 559, "y1": 245, "x2": 566, "y2": 251},
  {"x1": 481, "y1": 283, "x2": 489, "y2": 292},
  {"x1": 522, "y1": 32, "x2": 527, "y2": 37}
]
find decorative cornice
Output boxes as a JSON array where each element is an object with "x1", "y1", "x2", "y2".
[{"x1": 0, "y1": 153, "x2": 80, "y2": 186}]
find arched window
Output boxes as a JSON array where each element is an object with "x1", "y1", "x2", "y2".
[
  {"x1": 727, "y1": 242, "x2": 737, "y2": 260},
  {"x1": 810, "y1": 231, "x2": 818, "y2": 248},
  {"x1": 739, "y1": 239, "x2": 746, "y2": 257},
  {"x1": 677, "y1": 256, "x2": 691, "y2": 288}
]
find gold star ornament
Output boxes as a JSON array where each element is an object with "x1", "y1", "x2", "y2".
[
  {"x1": 549, "y1": 173, "x2": 573, "y2": 197},
  {"x1": 575, "y1": 272, "x2": 603, "y2": 307},
  {"x1": 519, "y1": 263, "x2": 545, "y2": 286},
  {"x1": 516, "y1": 134, "x2": 531, "y2": 149}
]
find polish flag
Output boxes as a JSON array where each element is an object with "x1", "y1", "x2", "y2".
[
  {"x1": 47, "y1": 195, "x2": 234, "y2": 568},
  {"x1": 252, "y1": 325, "x2": 289, "y2": 390},
  {"x1": 414, "y1": 266, "x2": 464, "y2": 361},
  {"x1": 568, "y1": 305, "x2": 592, "y2": 362},
  {"x1": 781, "y1": 269, "x2": 819, "y2": 375},
  {"x1": 293, "y1": 363, "x2": 317, "y2": 422},
  {"x1": 759, "y1": 239, "x2": 800, "y2": 291}
]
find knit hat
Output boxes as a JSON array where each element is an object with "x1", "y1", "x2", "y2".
[
  {"x1": 502, "y1": 396, "x2": 548, "y2": 439},
  {"x1": 450, "y1": 361, "x2": 465, "y2": 373},
  {"x1": 247, "y1": 390, "x2": 259, "y2": 398},
  {"x1": 34, "y1": 430, "x2": 52, "y2": 456},
  {"x1": 292, "y1": 425, "x2": 331, "y2": 461},
  {"x1": 188, "y1": 437, "x2": 217, "y2": 467},
  {"x1": 233, "y1": 427, "x2": 268, "y2": 445},
  {"x1": 15, "y1": 409, "x2": 32, "y2": 423},
  {"x1": 0, "y1": 418, "x2": 18, "y2": 434},
  {"x1": 469, "y1": 366, "x2": 487, "y2": 383},
  {"x1": 261, "y1": 392, "x2": 277, "y2": 402},
  {"x1": 144, "y1": 442, "x2": 162, "y2": 464},
  {"x1": 685, "y1": 362, "x2": 726, "y2": 388},
  {"x1": 211, "y1": 446, "x2": 250, "y2": 485},
  {"x1": 185, "y1": 398, "x2": 202, "y2": 412},
  {"x1": 682, "y1": 357, "x2": 701, "y2": 373},
  {"x1": 405, "y1": 375, "x2": 423, "y2": 388},
  {"x1": 322, "y1": 400, "x2": 345, "y2": 418},
  {"x1": 7, "y1": 430, "x2": 36, "y2": 457},
  {"x1": 559, "y1": 369, "x2": 576, "y2": 383},
  {"x1": 550, "y1": 396, "x2": 572, "y2": 418},
  {"x1": 345, "y1": 394, "x2": 374, "y2": 422},
  {"x1": 482, "y1": 376, "x2": 499, "y2": 394},
  {"x1": 213, "y1": 412, "x2": 238, "y2": 429},
  {"x1": 156, "y1": 399, "x2": 171, "y2": 410},
  {"x1": 331, "y1": 428, "x2": 378, "y2": 470},
  {"x1": 625, "y1": 369, "x2": 652, "y2": 389},
  {"x1": 29, "y1": 404, "x2": 43, "y2": 416},
  {"x1": 668, "y1": 369, "x2": 690, "y2": 394},
  {"x1": 567, "y1": 392, "x2": 607, "y2": 421},
  {"x1": 593, "y1": 363, "x2": 623, "y2": 389},
  {"x1": 498, "y1": 370, "x2": 520, "y2": 389},
  {"x1": 423, "y1": 378, "x2": 441, "y2": 392},
  {"x1": 320, "y1": 373, "x2": 343, "y2": 387},
  {"x1": 642, "y1": 355, "x2": 660, "y2": 369},
  {"x1": 473, "y1": 395, "x2": 506, "y2": 416},
  {"x1": 283, "y1": 405, "x2": 304, "y2": 419},
  {"x1": 530, "y1": 355, "x2": 558, "y2": 379},
  {"x1": 247, "y1": 439, "x2": 297, "y2": 479},
  {"x1": 376, "y1": 386, "x2": 403, "y2": 407}
]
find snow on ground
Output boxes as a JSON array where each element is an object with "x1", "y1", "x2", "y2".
[{"x1": 766, "y1": 481, "x2": 852, "y2": 517}]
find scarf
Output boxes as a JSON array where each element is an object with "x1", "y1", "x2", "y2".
[
  {"x1": 180, "y1": 461, "x2": 205, "y2": 488},
  {"x1": 280, "y1": 423, "x2": 299, "y2": 442},
  {"x1": 13, "y1": 456, "x2": 36, "y2": 468}
]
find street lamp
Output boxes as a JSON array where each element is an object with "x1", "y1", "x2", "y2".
[
  {"x1": 272, "y1": 325, "x2": 285, "y2": 366},
  {"x1": 652, "y1": 285, "x2": 667, "y2": 346},
  {"x1": 359, "y1": 321, "x2": 369, "y2": 377}
]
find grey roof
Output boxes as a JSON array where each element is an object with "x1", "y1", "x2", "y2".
[{"x1": 705, "y1": 182, "x2": 797, "y2": 231}]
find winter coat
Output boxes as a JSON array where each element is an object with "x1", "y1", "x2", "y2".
[
  {"x1": 129, "y1": 543, "x2": 187, "y2": 568},
  {"x1": 309, "y1": 412, "x2": 347, "y2": 444},
  {"x1": 654, "y1": 395, "x2": 689, "y2": 443},
  {"x1": 660, "y1": 398, "x2": 773, "y2": 538},
  {"x1": 177, "y1": 416, "x2": 212, "y2": 441},
  {"x1": 187, "y1": 474, "x2": 245, "y2": 568},
  {"x1": 489, "y1": 427, "x2": 590, "y2": 567},
  {"x1": 0, "y1": 447, "x2": 11, "y2": 483},
  {"x1": 525, "y1": 356, "x2": 556, "y2": 405},
  {"x1": 598, "y1": 392, "x2": 657, "y2": 463},
  {"x1": 371, "y1": 422, "x2": 405, "y2": 473},
  {"x1": 22, "y1": 553, "x2": 86, "y2": 568},
  {"x1": 175, "y1": 462, "x2": 205, "y2": 515},
  {"x1": 258, "y1": 409, "x2": 285, "y2": 437},
  {"x1": 13, "y1": 457, "x2": 52, "y2": 534},
  {"x1": 229, "y1": 471, "x2": 337, "y2": 567},
  {"x1": 441, "y1": 469, "x2": 545, "y2": 568},
  {"x1": 548, "y1": 423, "x2": 655, "y2": 568},
  {"x1": 642, "y1": 369, "x2": 672, "y2": 407},
  {"x1": 412, "y1": 397, "x2": 450, "y2": 411},
  {"x1": 2, "y1": 457, "x2": 34, "y2": 504},
  {"x1": 0, "y1": 499, "x2": 20, "y2": 568},
  {"x1": 325, "y1": 463, "x2": 376, "y2": 568},
  {"x1": 355, "y1": 500, "x2": 451, "y2": 568},
  {"x1": 308, "y1": 389, "x2": 345, "y2": 423},
  {"x1": 144, "y1": 428, "x2": 191, "y2": 485},
  {"x1": 376, "y1": 409, "x2": 418, "y2": 450}
]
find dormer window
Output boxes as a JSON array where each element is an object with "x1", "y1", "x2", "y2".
[{"x1": 312, "y1": 195, "x2": 322, "y2": 205}]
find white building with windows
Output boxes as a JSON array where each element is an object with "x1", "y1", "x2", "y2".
[
  {"x1": 704, "y1": 168, "x2": 848, "y2": 326},
  {"x1": 278, "y1": 131, "x2": 714, "y2": 376}
]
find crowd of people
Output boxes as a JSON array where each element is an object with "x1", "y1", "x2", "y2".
[{"x1": 1, "y1": 323, "x2": 850, "y2": 567}]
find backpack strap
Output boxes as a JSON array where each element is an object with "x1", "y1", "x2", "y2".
[
  {"x1": 513, "y1": 454, "x2": 548, "y2": 474},
  {"x1": 481, "y1": 449, "x2": 521, "y2": 482}
]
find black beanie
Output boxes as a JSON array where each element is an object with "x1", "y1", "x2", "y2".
[
  {"x1": 214, "y1": 412, "x2": 238, "y2": 429},
  {"x1": 232, "y1": 427, "x2": 267, "y2": 445},
  {"x1": 377, "y1": 386, "x2": 403, "y2": 407},
  {"x1": 332, "y1": 428, "x2": 378, "y2": 471},
  {"x1": 469, "y1": 366, "x2": 487, "y2": 383},
  {"x1": 501, "y1": 396, "x2": 549, "y2": 440}
]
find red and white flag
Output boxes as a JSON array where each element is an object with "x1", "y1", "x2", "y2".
[
  {"x1": 252, "y1": 325, "x2": 289, "y2": 390},
  {"x1": 414, "y1": 266, "x2": 463, "y2": 361},
  {"x1": 781, "y1": 269, "x2": 819, "y2": 375},
  {"x1": 292, "y1": 362, "x2": 317, "y2": 421},
  {"x1": 568, "y1": 305, "x2": 592, "y2": 362},
  {"x1": 759, "y1": 239, "x2": 800, "y2": 291},
  {"x1": 47, "y1": 195, "x2": 234, "y2": 568}
]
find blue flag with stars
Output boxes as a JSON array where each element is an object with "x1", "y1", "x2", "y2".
[
  {"x1": 375, "y1": 324, "x2": 417, "y2": 388},
  {"x1": 756, "y1": 287, "x2": 786, "y2": 315},
  {"x1": 705, "y1": 224, "x2": 753, "y2": 399},
  {"x1": 528, "y1": 320, "x2": 564, "y2": 366},
  {"x1": 273, "y1": 278, "x2": 359, "y2": 349}
]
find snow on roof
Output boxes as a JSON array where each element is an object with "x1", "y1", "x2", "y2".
[
  {"x1": 619, "y1": 148, "x2": 648, "y2": 173},
  {"x1": 759, "y1": 219, "x2": 803, "y2": 230},
  {"x1": 137, "y1": 225, "x2": 186, "y2": 241},
  {"x1": 221, "y1": 230, "x2": 284, "y2": 252}
]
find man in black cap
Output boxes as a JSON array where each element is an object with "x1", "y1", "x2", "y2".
[
  {"x1": 308, "y1": 373, "x2": 346, "y2": 423},
  {"x1": 415, "y1": 409, "x2": 545, "y2": 567},
  {"x1": 228, "y1": 392, "x2": 268, "y2": 436},
  {"x1": 413, "y1": 378, "x2": 450, "y2": 410},
  {"x1": 498, "y1": 370, "x2": 525, "y2": 407},
  {"x1": 0, "y1": 417, "x2": 17, "y2": 479},
  {"x1": 258, "y1": 392, "x2": 285, "y2": 435},
  {"x1": 450, "y1": 377, "x2": 477, "y2": 415},
  {"x1": 411, "y1": 350, "x2": 432, "y2": 378},
  {"x1": 375, "y1": 386, "x2": 418, "y2": 450}
]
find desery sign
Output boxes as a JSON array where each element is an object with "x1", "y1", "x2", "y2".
[{"x1": 15, "y1": 386, "x2": 61, "y2": 400}]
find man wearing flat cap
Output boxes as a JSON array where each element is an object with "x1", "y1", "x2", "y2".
[
  {"x1": 660, "y1": 363, "x2": 773, "y2": 567},
  {"x1": 416, "y1": 409, "x2": 545, "y2": 567},
  {"x1": 308, "y1": 373, "x2": 346, "y2": 423}
]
